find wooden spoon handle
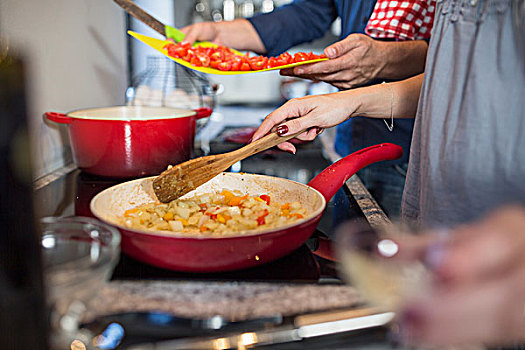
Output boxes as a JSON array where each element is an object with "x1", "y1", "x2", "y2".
[
  {"x1": 231, "y1": 129, "x2": 305, "y2": 158},
  {"x1": 113, "y1": 0, "x2": 165, "y2": 36}
]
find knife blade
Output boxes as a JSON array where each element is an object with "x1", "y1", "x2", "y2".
[
  {"x1": 127, "y1": 309, "x2": 395, "y2": 350},
  {"x1": 113, "y1": 0, "x2": 186, "y2": 42}
]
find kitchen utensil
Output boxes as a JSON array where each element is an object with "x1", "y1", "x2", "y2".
[
  {"x1": 129, "y1": 30, "x2": 328, "y2": 76},
  {"x1": 152, "y1": 129, "x2": 305, "y2": 203},
  {"x1": 336, "y1": 222, "x2": 432, "y2": 312},
  {"x1": 41, "y1": 216, "x2": 121, "y2": 349},
  {"x1": 127, "y1": 57, "x2": 218, "y2": 135},
  {"x1": 44, "y1": 106, "x2": 212, "y2": 178},
  {"x1": 90, "y1": 143, "x2": 402, "y2": 272},
  {"x1": 126, "y1": 308, "x2": 394, "y2": 349},
  {"x1": 113, "y1": 0, "x2": 186, "y2": 42}
]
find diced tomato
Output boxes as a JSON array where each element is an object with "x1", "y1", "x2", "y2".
[
  {"x1": 293, "y1": 52, "x2": 309, "y2": 63},
  {"x1": 163, "y1": 41, "x2": 323, "y2": 72},
  {"x1": 198, "y1": 203, "x2": 208, "y2": 211},
  {"x1": 276, "y1": 52, "x2": 292, "y2": 65},
  {"x1": 231, "y1": 60, "x2": 241, "y2": 71},
  {"x1": 256, "y1": 209, "x2": 269, "y2": 226},
  {"x1": 259, "y1": 194, "x2": 271, "y2": 205},
  {"x1": 179, "y1": 41, "x2": 192, "y2": 49},
  {"x1": 210, "y1": 51, "x2": 223, "y2": 61},
  {"x1": 249, "y1": 56, "x2": 268, "y2": 70},
  {"x1": 205, "y1": 212, "x2": 218, "y2": 220},
  {"x1": 197, "y1": 53, "x2": 210, "y2": 67},
  {"x1": 217, "y1": 61, "x2": 232, "y2": 71},
  {"x1": 190, "y1": 56, "x2": 202, "y2": 67},
  {"x1": 267, "y1": 57, "x2": 279, "y2": 68}
]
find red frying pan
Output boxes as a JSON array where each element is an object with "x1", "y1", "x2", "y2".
[{"x1": 90, "y1": 143, "x2": 402, "y2": 272}]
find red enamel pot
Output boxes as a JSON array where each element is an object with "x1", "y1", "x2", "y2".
[
  {"x1": 90, "y1": 143, "x2": 402, "y2": 272},
  {"x1": 45, "y1": 106, "x2": 212, "y2": 178}
]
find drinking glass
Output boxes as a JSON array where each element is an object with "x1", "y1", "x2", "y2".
[
  {"x1": 40, "y1": 216, "x2": 121, "y2": 349},
  {"x1": 336, "y1": 221, "x2": 435, "y2": 313}
]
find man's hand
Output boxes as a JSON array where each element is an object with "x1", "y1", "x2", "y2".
[
  {"x1": 281, "y1": 34, "x2": 427, "y2": 90},
  {"x1": 180, "y1": 19, "x2": 266, "y2": 53},
  {"x1": 280, "y1": 34, "x2": 387, "y2": 90}
]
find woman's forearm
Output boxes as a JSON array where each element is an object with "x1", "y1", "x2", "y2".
[{"x1": 347, "y1": 73, "x2": 424, "y2": 119}]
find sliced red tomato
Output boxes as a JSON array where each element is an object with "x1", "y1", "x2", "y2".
[
  {"x1": 179, "y1": 41, "x2": 191, "y2": 49},
  {"x1": 210, "y1": 51, "x2": 223, "y2": 61},
  {"x1": 163, "y1": 41, "x2": 325, "y2": 72},
  {"x1": 210, "y1": 60, "x2": 220, "y2": 69},
  {"x1": 249, "y1": 56, "x2": 268, "y2": 70},
  {"x1": 190, "y1": 56, "x2": 202, "y2": 67},
  {"x1": 196, "y1": 53, "x2": 210, "y2": 67},
  {"x1": 267, "y1": 57, "x2": 279, "y2": 68},
  {"x1": 217, "y1": 61, "x2": 232, "y2": 71},
  {"x1": 276, "y1": 52, "x2": 292, "y2": 66},
  {"x1": 293, "y1": 52, "x2": 309, "y2": 63}
]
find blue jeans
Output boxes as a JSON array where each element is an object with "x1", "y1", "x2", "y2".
[{"x1": 357, "y1": 162, "x2": 408, "y2": 219}]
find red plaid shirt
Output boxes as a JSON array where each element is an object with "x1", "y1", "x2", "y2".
[{"x1": 365, "y1": 0, "x2": 436, "y2": 40}]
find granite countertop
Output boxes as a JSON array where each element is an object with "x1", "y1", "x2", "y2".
[{"x1": 86, "y1": 281, "x2": 364, "y2": 322}]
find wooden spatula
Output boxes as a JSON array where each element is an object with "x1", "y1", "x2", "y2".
[{"x1": 152, "y1": 130, "x2": 305, "y2": 203}]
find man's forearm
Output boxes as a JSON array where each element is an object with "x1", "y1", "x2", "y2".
[
  {"x1": 377, "y1": 40, "x2": 428, "y2": 80},
  {"x1": 216, "y1": 19, "x2": 266, "y2": 53}
]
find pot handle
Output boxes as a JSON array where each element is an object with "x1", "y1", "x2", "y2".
[
  {"x1": 44, "y1": 112, "x2": 73, "y2": 124},
  {"x1": 193, "y1": 107, "x2": 213, "y2": 120},
  {"x1": 307, "y1": 143, "x2": 403, "y2": 203}
]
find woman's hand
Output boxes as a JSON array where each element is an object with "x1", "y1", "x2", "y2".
[
  {"x1": 251, "y1": 91, "x2": 359, "y2": 154},
  {"x1": 398, "y1": 206, "x2": 525, "y2": 347}
]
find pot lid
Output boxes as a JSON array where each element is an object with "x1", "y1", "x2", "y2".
[{"x1": 67, "y1": 106, "x2": 196, "y2": 121}]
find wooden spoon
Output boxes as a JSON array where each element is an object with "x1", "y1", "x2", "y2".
[{"x1": 152, "y1": 130, "x2": 305, "y2": 203}]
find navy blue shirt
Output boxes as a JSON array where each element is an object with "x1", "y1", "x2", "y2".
[{"x1": 248, "y1": 0, "x2": 414, "y2": 164}]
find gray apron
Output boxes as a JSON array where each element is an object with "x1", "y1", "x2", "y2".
[{"x1": 402, "y1": 0, "x2": 525, "y2": 229}]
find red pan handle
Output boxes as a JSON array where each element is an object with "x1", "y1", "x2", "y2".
[
  {"x1": 193, "y1": 107, "x2": 213, "y2": 119},
  {"x1": 44, "y1": 112, "x2": 73, "y2": 124},
  {"x1": 308, "y1": 143, "x2": 403, "y2": 203}
]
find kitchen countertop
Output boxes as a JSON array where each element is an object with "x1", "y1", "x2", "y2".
[{"x1": 34, "y1": 105, "x2": 394, "y2": 349}]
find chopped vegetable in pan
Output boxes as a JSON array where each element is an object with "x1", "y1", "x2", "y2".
[{"x1": 119, "y1": 189, "x2": 307, "y2": 235}]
